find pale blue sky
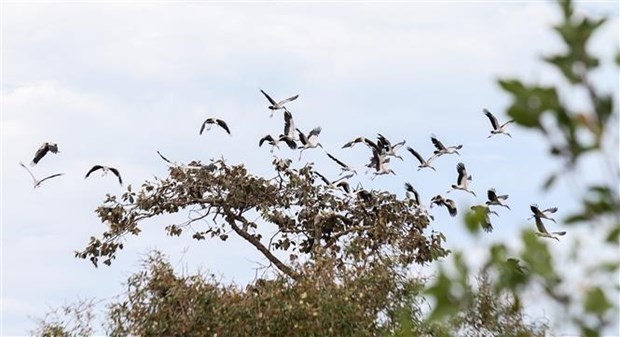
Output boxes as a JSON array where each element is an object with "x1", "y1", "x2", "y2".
[{"x1": 1, "y1": 1, "x2": 618, "y2": 335}]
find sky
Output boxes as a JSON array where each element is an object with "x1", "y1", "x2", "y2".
[{"x1": 1, "y1": 1, "x2": 618, "y2": 336}]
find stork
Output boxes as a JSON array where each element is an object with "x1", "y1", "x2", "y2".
[
  {"x1": 297, "y1": 127, "x2": 323, "y2": 160},
  {"x1": 486, "y1": 188, "x2": 511, "y2": 210},
  {"x1": 406, "y1": 146, "x2": 437, "y2": 171},
  {"x1": 470, "y1": 205, "x2": 498, "y2": 232},
  {"x1": 313, "y1": 171, "x2": 354, "y2": 190},
  {"x1": 277, "y1": 110, "x2": 298, "y2": 149},
  {"x1": 369, "y1": 151, "x2": 395, "y2": 178},
  {"x1": 404, "y1": 182, "x2": 421, "y2": 206},
  {"x1": 326, "y1": 152, "x2": 357, "y2": 176},
  {"x1": 199, "y1": 118, "x2": 231, "y2": 135},
  {"x1": 85, "y1": 165, "x2": 123, "y2": 185},
  {"x1": 529, "y1": 204, "x2": 558, "y2": 223},
  {"x1": 483, "y1": 109, "x2": 514, "y2": 138},
  {"x1": 430, "y1": 194, "x2": 457, "y2": 217},
  {"x1": 342, "y1": 136, "x2": 379, "y2": 152},
  {"x1": 260, "y1": 89, "x2": 299, "y2": 117},
  {"x1": 447, "y1": 162, "x2": 476, "y2": 197},
  {"x1": 376, "y1": 134, "x2": 406, "y2": 160},
  {"x1": 259, "y1": 135, "x2": 280, "y2": 153},
  {"x1": 31, "y1": 142, "x2": 59, "y2": 166},
  {"x1": 533, "y1": 215, "x2": 566, "y2": 241},
  {"x1": 431, "y1": 135, "x2": 463, "y2": 157},
  {"x1": 19, "y1": 162, "x2": 63, "y2": 188}
]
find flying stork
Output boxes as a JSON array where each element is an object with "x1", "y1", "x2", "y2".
[
  {"x1": 486, "y1": 188, "x2": 511, "y2": 209},
  {"x1": 260, "y1": 89, "x2": 299, "y2": 117},
  {"x1": 326, "y1": 152, "x2": 357, "y2": 176},
  {"x1": 430, "y1": 194, "x2": 457, "y2": 217},
  {"x1": 259, "y1": 135, "x2": 280, "y2": 153},
  {"x1": 447, "y1": 162, "x2": 476, "y2": 197},
  {"x1": 406, "y1": 146, "x2": 437, "y2": 171},
  {"x1": 529, "y1": 204, "x2": 558, "y2": 223},
  {"x1": 297, "y1": 127, "x2": 323, "y2": 160},
  {"x1": 404, "y1": 182, "x2": 421, "y2": 206},
  {"x1": 313, "y1": 171, "x2": 354, "y2": 190},
  {"x1": 31, "y1": 142, "x2": 59, "y2": 166},
  {"x1": 85, "y1": 165, "x2": 123, "y2": 185},
  {"x1": 533, "y1": 215, "x2": 566, "y2": 241},
  {"x1": 277, "y1": 110, "x2": 298, "y2": 150},
  {"x1": 342, "y1": 136, "x2": 379, "y2": 152},
  {"x1": 369, "y1": 151, "x2": 395, "y2": 178},
  {"x1": 376, "y1": 134, "x2": 406, "y2": 160},
  {"x1": 483, "y1": 109, "x2": 514, "y2": 138},
  {"x1": 19, "y1": 162, "x2": 63, "y2": 188},
  {"x1": 199, "y1": 118, "x2": 231, "y2": 135},
  {"x1": 431, "y1": 134, "x2": 463, "y2": 157}
]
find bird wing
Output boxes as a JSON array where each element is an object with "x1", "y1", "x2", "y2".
[
  {"x1": 543, "y1": 207, "x2": 558, "y2": 214},
  {"x1": 19, "y1": 162, "x2": 37, "y2": 183},
  {"x1": 534, "y1": 216, "x2": 549, "y2": 234},
  {"x1": 483, "y1": 109, "x2": 499, "y2": 129},
  {"x1": 500, "y1": 120, "x2": 515, "y2": 128},
  {"x1": 297, "y1": 129, "x2": 308, "y2": 145},
  {"x1": 260, "y1": 89, "x2": 278, "y2": 105},
  {"x1": 85, "y1": 165, "x2": 104, "y2": 179},
  {"x1": 406, "y1": 147, "x2": 425, "y2": 165},
  {"x1": 363, "y1": 138, "x2": 380, "y2": 152},
  {"x1": 326, "y1": 153, "x2": 347, "y2": 169},
  {"x1": 283, "y1": 110, "x2": 295, "y2": 137},
  {"x1": 199, "y1": 119, "x2": 209, "y2": 135},
  {"x1": 259, "y1": 135, "x2": 274, "y2": 147},
  {"x1": 279, "y1": 135, "x2": 297, "y2": 149},
  {"x1": 216, "y1": 119, "x2": 231, "y2": 134},
  {"x1": 530, "y1": 204, "x2": 541, "y2": 216},
  {"x1": 446, "y1": 199, "x2": 457, "y2": 217},
  {"x1": 336, "y1": 181, "x2": 350, "y2": 194},
  {"x1": 377, "y1": 134, "x2": 390, "y2": 150},
  {"x1": 39, "y1": 173, "x2": 64, "y2": 185},
  {"x1": 308, "y1": 127, "x2": 322, "y2": 139},
  {"x1": 456, "y1": 163, "x2": 466, "y2": 185},
  {"x1": 277, "y1": 94, "x2": 299, "y2": 106},
  {"x1": 487, "y1": 188, "x2": 497, "y2": 202},
  {"x1": 157, "y1": 151, "x2": 173, "y2": 164},
  {"x1": 109, "y1": 167, "x2": 123, "y2": 185},
  {"x1": 430, "y1": 135, "x2": 446, "y2": 151},
  {"x1": 392, "y1": 140, "x2": 406, "y2": 151},
  {"x1": 31, "y1": 143, "x2": 50, "y2": 165},
  {"x1": 313, "y1": 171, "x2": 330, "y2": 185}
]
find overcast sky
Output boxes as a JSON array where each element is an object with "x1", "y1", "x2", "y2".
[{"x1": 1, "y1": 1, "x2": 618, "y2": 336}]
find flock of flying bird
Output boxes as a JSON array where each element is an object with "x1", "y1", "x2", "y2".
[{"x1": 19, "y1": 89, "x2": 567, "y2": 241}]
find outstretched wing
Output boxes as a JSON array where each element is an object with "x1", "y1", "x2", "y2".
[
  {"x1": 39, "y1": 173, "x2": 64, "y2": 185},
  {"x1": 31, "y1": 143, "x2": 50, "y2": 165},
  {"x1": 456, "y1": 163, "x2": 467, "y2": 185},
  {"x1": 157, "y1": 151, "x2": 174, "y2": 164},
  {"x1": 430, "y1": 135, "x2": 445, "y2": 151},
  {"x1": 487, "y1": 188, "x2": 497, "y2": 202},
  {"x1": 406, "y1": 146, "x2": 425, "y2": 165},
  {"x1": 277, "y1": 94, "x2": 299, "y2": 106},
  {"x1": 326, "y1": 153, "x2": 348, "y2": 169},
  {"x1": 313, "y1": 171, "x2": 330, "y2": 185},
  {"x1": 109, "y1": 167, "x2": 123, "y2": 185},
  {"x1": 19, "y1": 162, "x2": 37, "y2": 183},
  {"x1": 199, "y1": 119, "x2": 209, "y2": 135},
  {"x1": 216, "y1": 119, "x2": 231, "y2": 134},
  {"x1": 260, "y1": 89, "x2": 278, "y2": 105},
  {"x1": 483, "y1": 109, "x2": 499, "y2": 129},
  {"x1": 85, "y1": 165, "x2": 104, "y2": 179},
  {"x1": 259, "y1": 135, "x2": 274, "y2": 147}
]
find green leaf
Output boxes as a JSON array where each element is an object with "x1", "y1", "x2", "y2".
[
  {"x1": 584, "y1": 287, "x2": 612, "y2": 315},
  {"x1": 425, "y1": 271, "x2": 459, "y2": 321}
]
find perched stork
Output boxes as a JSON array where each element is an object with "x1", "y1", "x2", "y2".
[
  {"x1": 431, "y1": 135, "x2": 462, "y2": 157},
  {"x1": 31, "y1": 142, "x2": 59, "y2": 166},
  {"x1": 19, "y1": 162, "x2": 63, "y2": 188},
  {"x1": 260, "y1": 89, "x2": 299, "y2": 117},
  {"x1": 297, "y1": 127, "x2": 323, "y2": 160},
  {"x1": 486, "y1": 188, "x2": 511, "y2": 210},
  {"x1": 326, "y1": 152, "x2": 357, "y2": 176},
  {"x1": 404, "y1": 182, "x2": 421, "y2": 206},
  {"x1": 470, "y1": 205, "x2": 498, "y2": 232},
  {"x1": 447, "y1": 162, "x2": 476, "y2": 197},
  {"x1": 277, "y1": 110, "x2": 298, "y2": 150},
  {"x1": 376, "y1": 134, "x2": 406, "y2": 160},
  {"x1": 406, "y1": 146, "x2": 437, "y2": 171},
  {"x1": 534, "y1": 215, "x2": 566, "y2": 241},
  {"x1": 85, "y1": 165, "x2": 123, "y2": 185},
  {"x1": 259, "y1": 135, "x2": 280, "y2": 153},
  {"x1": 483, "y1": 109, "x2": 514, "y2": 138},
  {"x1": 430, "y1": 195, "x2": 457, "y2": 217},
  {"x1": 529, "y1": 204, "x2": 558, "y2": 223},
  {"x1": 199, "y1": 118, "x2": 231, "y2": 135}
]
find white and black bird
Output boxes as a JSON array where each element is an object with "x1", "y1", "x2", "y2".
[
  {"x1": 326, "y1": 152, "x2": 357, "y2": 176},
  {"x1": 483, "y1": 109, "x2": 514, "y2": 138},
  {"x1": 19, "y1": 162, "x2": 63, "y2": 188},
  {"x1": 85, "y1": 165, "x2": 123, "y2": 185},
  {"x1": 534, "y1": 215, "x2": 566, "y2": 241},
  {"x1": 447, "y1": 162, "x2": 476, "y2": 197},
  {"x1": 199, "y1": 118, "x2": 230, "y2": 135},
  {"x1": 431, "y1": 135, "x2": 463, "y2": 157},
  {"x1": 31, "y1": 142, "x2": 59, "y2": 166},
  {"x1": 486, "y1": 188, "x2": 511, "y2": 210},
  {"x1": 277, "y1": 110, "x2": 298, "y2": 150},
  {"x1": 529, "y1": 204, "x2": 558, "y2": 223},
  {"x1": 430, "y1": 194, "x2": 457, "y2": 217},
  {"x1": 404, "y1": 182, "x2": 421, "y2": 206},
  {"x1": 470, "y1": 205, "x2": 498, "y2": 232},
  {"x1": 259, "y1": 135, "x2": 281, "y2": 153},
  {"x1": 369, "y1": 151, "x2": 395, "y2": 178},
  {"x1": 406, "y1": 146, "x2": 437, "y2": 171},
  {"x1": 297, "y1": 127, "x2": 323, "y2": 160},
  {"x1": 260, "y1": 89, "x2": 299, "y2": 117},
  {"x1": 376, "y1": 134, "x2": 406, "y2": 160}
]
